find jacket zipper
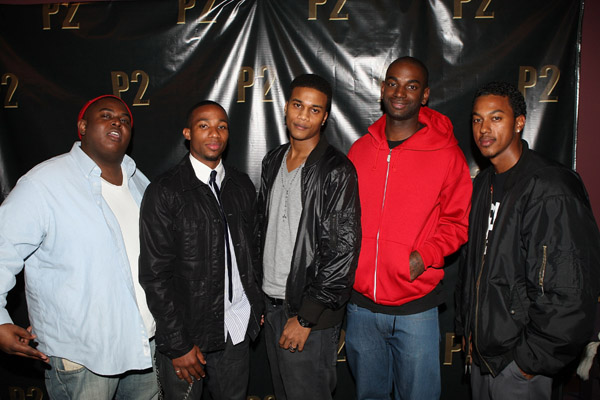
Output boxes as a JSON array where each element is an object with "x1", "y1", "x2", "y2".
[
  {"x1": 473, "y1": 185, "x2": 496, "y2": 377},
  {"x1": 538, "y1": 245, "x2": 548, "y2": 296},
  {"x1": 374, "y1": 149, "x2": 393, "y2": 302}
]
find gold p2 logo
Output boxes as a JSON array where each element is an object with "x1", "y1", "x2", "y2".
[
  {"x1": 111, "y1": 71, "x2": 151, "y2": 106},
  {"x1": 518, "y1": 65, "x2": 560, "y2": 103}
]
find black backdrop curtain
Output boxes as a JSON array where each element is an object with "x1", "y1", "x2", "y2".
[{"x1": 0, "y1": 1, "x2": 583, "y2": 399}]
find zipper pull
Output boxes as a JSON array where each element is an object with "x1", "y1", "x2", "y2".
[
  {"x1": 538, "y1": 245, "x2": 548, "y2": 296},
  {"x1": 387, "y1": 150, "x2": 392, "y2": 163}
]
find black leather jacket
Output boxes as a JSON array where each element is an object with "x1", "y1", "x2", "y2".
[
  {"x1": 256, "y1": 137, "x2": 361, "y2": 329},
  {"x1": 139, "y1": 156, "x2": 263, "y2": 359},
  {"x1": 456, "y1": 141, "x2": 600, "y2": 376}
]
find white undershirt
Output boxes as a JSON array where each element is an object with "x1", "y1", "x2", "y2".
[{"x1": 101, "y1": 170, "x2": 156, "y2": 338}]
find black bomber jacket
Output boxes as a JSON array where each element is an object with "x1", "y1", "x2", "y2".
[
  {"x1": 139, "y1": 155, "x2": 263, "y2": 359},
  {"x1": 255, "y1": 136, "x2": 361, "y2": 330},
  {"x1": 455, "y1": 141, "x2": 600, "y2": 377}
]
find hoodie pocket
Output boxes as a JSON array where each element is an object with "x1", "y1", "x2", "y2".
[{"x1": 375, "y1": 241, "x2": 416, "y2": 302}]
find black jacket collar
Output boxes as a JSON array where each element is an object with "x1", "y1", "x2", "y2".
[
  {"x1": 502, "y1": 139, "x2": 531, "y2": 192},
  {"x1": 305, "y1": 135, "x2": 330, "y2": 168}
]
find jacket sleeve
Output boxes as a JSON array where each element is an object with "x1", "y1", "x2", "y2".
[
  {"x1": 139, "y1": 182, "x2": 192, "y2": 359},
  {"x1": 298, "y1": 162, "x2": 362, "y2": 324},
  {"x1": 514, "y1": 177, "x2": 600, "y2": 375},
  {"x1": 253, "y1": 153, "x2": 273, "y2": 288},
  {"x1": 239, "y1": 175, "x2": 265, "y2": 318},
  {"x1": 415, "y1": 148, "x2": 472, "y2": 269}
]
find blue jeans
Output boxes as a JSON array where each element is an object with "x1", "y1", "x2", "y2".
[
  {"x1": 345, "y1": 303, "x2": 441, "y2": 400},
  {"x1": 45, "y1": 340, "x2": 159, "y2": 400}
]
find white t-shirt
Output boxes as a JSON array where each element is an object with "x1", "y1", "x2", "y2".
[{"x1": 102, "y1": 171, "x2": 156, "y2": 338}]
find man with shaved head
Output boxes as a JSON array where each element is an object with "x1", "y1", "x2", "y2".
[
  {"x1": 0, "y1": 95, "x2": 158, "y2": 399},
  {"x1": 346, "y1": 57, "x2": 472, "y2": 399}
]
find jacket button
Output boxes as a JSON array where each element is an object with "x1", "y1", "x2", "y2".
[{"x1": 510, "y1": 309, "x2": 516, "y2": 315}]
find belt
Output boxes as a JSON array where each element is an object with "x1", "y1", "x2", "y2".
[{"x1": 266, "y1": 295, "x2": 284, "y2": 306}]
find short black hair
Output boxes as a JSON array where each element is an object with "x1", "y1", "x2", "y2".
[
  {"x1": 289, "y1": 74, "x2": 332, "y2": 113},
  {"x1": 473, "y1": 82, "x2": 527, "y2": 118},
  {"x1": 185, "y1": 100, "x2": 228, "y2": 128},
  {"x1": 388, "y1": 56, "x2": 429, "y2": 88}
]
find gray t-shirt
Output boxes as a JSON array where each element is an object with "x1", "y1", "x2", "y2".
[{"x1": 262, "y1": 150, "x2": 304, "y2": 299}]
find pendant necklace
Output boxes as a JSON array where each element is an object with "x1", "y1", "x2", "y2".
[{"x1": 280, "y1": 150, "x2": 303, "y2": 220}]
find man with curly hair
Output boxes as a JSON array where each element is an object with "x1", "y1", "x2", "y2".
[{"x1": 456, "y1": 81, "x2": 600, "y2": 399}]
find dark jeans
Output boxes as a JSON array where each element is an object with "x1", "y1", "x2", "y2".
[
  {"x1": 471, "y1": 360, "x2": 552, "y2": 400},
  {"x1": 263, "y1": 297, "x2": 340, "y2": 400},
  {"x1": 156, "y1": 335, "x2": 249, "y2": 400}
]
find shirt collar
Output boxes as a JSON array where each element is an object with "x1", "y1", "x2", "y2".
[
  {"x1": 70, "y1": 141, "x2": 137, "y2": 180},
  {"x1": 188, "y1": 153, "x2": 224, "y2": 185}
]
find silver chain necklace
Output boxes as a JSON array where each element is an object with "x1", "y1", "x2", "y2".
[{"x1": 280, "y1": 149, "x2": 303, "y2": 220}]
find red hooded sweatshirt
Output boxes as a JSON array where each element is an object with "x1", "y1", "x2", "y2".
[{"x1": 348, "y1": 107, "x2": 472, "y2": 306}]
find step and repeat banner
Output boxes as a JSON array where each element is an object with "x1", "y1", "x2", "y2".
[{"x1": 0, "y1": 1, "x2": 583, "y2": 399}]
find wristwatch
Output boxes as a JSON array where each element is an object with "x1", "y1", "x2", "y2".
[{"x1": 297, "y1": 315, "x2": 315, "y2": 328}]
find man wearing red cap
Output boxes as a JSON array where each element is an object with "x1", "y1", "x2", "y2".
[{"x1": 0, "y1": 95, "x2": 158, "y2": 399}]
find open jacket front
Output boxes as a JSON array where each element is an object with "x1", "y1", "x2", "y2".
[
  {"x1": 255, "y1": 137, "x2": 361, "y2": 329},
  {"x1": 139, "y1": 156, "x2": 263, "y2": 359},
  {"x1": 456, "y1": 141, "x2": 600, "y2": 376}
]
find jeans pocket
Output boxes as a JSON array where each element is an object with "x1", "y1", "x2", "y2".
[{"x1": 61, "y1": 358, "x2": 85, "y2": 373}]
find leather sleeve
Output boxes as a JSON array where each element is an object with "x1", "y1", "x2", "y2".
[
  {"x1": 139, "y1": 182, "x2": 193, "y2": 359},
  {"x1": 299, "y1": 160, "x2": 362, "y2": 324},
  {"x1": 253, "y1": 154, "x2": 271, "y2": 287}
]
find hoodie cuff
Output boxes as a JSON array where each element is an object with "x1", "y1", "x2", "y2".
[{"x1": 415, "y1": 242, "x2": 442, "y2": 270}]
